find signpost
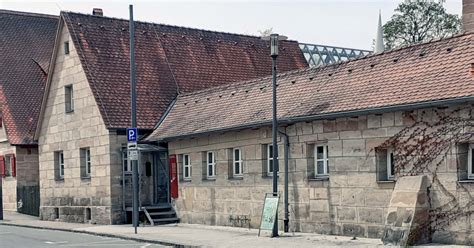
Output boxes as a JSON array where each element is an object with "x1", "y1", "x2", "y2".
[
  {"x1": 129, "y1": 5, "x2": 139, "y2": 235},
  {"x1": 258, "y1": 193, "x2": 280, "y2": 237}
]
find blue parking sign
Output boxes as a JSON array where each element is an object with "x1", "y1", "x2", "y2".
[{"x1": 127, "y1": 128, "x2": 138, "y2": 142}]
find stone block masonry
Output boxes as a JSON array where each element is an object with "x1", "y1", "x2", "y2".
[
  {"x1": 168, "y1": 104, "x2": 474, "y2": 244},
  {"x1": 38, "y1": 22, "x2": 121, "y2": 225}
]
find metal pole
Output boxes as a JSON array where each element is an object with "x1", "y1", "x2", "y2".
[
  {"x1": 0, "y1": 176, "x2": 3, "y2": 221},
  {"x1": 279, "y1": 131, "x2": 289, "y2": 232},
  {"x1": 271, "y1": 53, "x2": 279, "y2": 238},
  {"x1": 129, "y1": 4, "x2": 139, "y2": 234}
]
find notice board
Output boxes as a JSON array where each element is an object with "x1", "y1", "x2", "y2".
[{"x1": 258, "y1": 193, "x2": 280, "y2": 236}]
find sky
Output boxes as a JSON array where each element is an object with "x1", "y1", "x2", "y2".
[{"x1": 1, "y1": 0, "x2": 463, "y2": 50}]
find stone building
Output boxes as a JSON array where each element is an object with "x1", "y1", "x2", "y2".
[
  {"x1": 34, "y1": 10, "x2": 307, "y2": 224},
  {"x1": 0, "y1": 10, "x2": 57, "y2": 215},
  {"x1": 146, "y1": 29, "x2": 474, "y2": 245}
]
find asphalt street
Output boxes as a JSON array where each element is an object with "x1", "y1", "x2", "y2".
[{"x1": 0, "y1": 225, "x2": 169, "y2": 248}]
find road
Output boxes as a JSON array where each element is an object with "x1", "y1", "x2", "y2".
[{"x1": 0, "y1": 225, "x2": 169, "y2": 248}]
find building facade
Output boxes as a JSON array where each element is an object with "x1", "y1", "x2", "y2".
[
  {"x1": 35, "y1": 10, "x2": 307, "y2": 224},
  {"x1": 165, "y1": 104, "x2": 474, "y2": 244},
  {"x1": 147, "y1": 30, "x2": 474, "y2": 244},
  {"x1": 0, "y1": 10, "x2": 57, "y2": 216}
]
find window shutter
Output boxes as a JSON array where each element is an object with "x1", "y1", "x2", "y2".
[
  {"x1": 11, "y1": 154, "x2": 16, "y2": 177},
  {"x1": 0, "y1": 156, "x2": 5, "y2": 177}
]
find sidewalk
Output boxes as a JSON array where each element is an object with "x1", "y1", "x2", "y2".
[{"x1": 0, "y1": 211, "x2": 464, "y2": 247}]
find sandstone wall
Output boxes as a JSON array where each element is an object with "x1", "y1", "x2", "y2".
[
  {"x1": 38, "y1": 22, "x2": 114, "y2": 224},
  {"x1": 168, "y1": 104, "x2": 474, "y2": 244}
]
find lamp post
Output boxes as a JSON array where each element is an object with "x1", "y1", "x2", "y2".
[{"x1": 264, "y1": 33, "x2": 287, "y2": 237}]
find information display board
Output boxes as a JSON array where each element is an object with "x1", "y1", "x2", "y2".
[{"x1": 258, "y1": 193, "x2": 280, "y2": 236}]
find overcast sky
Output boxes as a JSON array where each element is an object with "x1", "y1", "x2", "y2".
[{"x1": 1, "y1": 0, "x2": 462, "y2": 50}]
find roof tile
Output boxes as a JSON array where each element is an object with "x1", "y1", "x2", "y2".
[{"x1": 148, "y1": 33, "x2": 474, "y2": 141}]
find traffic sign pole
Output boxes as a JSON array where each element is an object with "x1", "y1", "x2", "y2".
[{"x1": 129, "y1": 4, "x2": 139, "y2": 235}]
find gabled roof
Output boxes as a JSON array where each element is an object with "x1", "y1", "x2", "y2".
[
  {"x1": 58, "y1": 11, "x2": 307, "y2": 130},
  {"x1": 147, "y1": 32, "x2": 474, "y2": 142},
  {"x1": 0, "y1": 10, "x2": 58, "y2": 145}
]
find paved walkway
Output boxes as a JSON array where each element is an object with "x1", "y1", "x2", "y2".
[{"x1": 0, "y1": 211, "x2": 467, "y2": 247}]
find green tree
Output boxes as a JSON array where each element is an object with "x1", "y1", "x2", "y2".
[{"x1": 383, "y1": 0, "x2": 461, "y2": 49}]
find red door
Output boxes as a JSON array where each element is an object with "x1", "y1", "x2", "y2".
[{"x1": 169, "y1": 154, "x2": 178, "y2": 198}]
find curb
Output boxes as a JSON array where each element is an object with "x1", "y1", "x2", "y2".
[{"x1": 0, "y1": 221, "x2": 199, "y2": 248}]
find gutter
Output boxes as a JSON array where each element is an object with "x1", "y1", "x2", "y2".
[{"x1": 151, "y1": 95, "x2": 474, "y2": 142}]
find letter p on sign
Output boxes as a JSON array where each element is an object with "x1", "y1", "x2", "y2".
[{"x1": 127, "y1": 128, "x2": 138, "y2": 142}]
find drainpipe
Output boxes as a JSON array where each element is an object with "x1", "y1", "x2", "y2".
[{"x1": 279, "y1": 130, "x2": 289, "y2": 232}]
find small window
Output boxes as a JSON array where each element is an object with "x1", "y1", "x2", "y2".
[
  {"x1": 80, "y1": 148, "x2": 91, "y2": 178},
  {"x1": 314, "y1": 145, "x2": 329, "y2": 177},
  {"x1": 122, "y1": 150, "x2": 131, "y2": 173},
  {"x1": 65, "y1": 85, "x2": 74, "y2": 113},
  {"x1": 1, "y1": 154, "x2": 15, "y2": 178},
  {"x1": 85, "y1": 208, "x2": 91, "y2": 222},
  {"x1": 54, "y1": 151, "x2": 65, "y2": 180},
  {"x1": 376, "y1": 148, "x2": 395, "y2": 181},
  {"x1": 182, "y1": 154, "x2": 191, "y2": 180},
  {"x1": 64, "y1": 41, "x2": 70, "y2": 55},
  {"x1": 468, "y1": 144, "x2": 474, "y2": 180},
  {"x1": 206, "y1": 151, "x2": 216, "y2": 179},
  {"x1": 233, "y1": 148, "x2": 243, "y2": 178},
  {"x1": 266, "y1": 144, "x2": 279, "y2": 177},
  {"x1": 387, "y1": 148, "x2": 395, "y2": 180}
]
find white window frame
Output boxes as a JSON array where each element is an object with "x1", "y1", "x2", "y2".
[
  {"x1": 233, "y1": 148, "x2": 243, "y2": 177},
  {"x1": 387, "y1": 148, "x2": 395, "y2": 180},
  {"x1": 267, "y1": 144, "x2": 279, "y2": 176},
  {"x1": 207, "y1": 151, "x2": 216, "y2": 179},
  {"x1": 468, "y1": 144, "x2": 474, "y2": 180},
  {"x1": 59, "y1": 151, "x2": 64, "y2": 179},
  {"x1": 314, "y1": 145, "x2": 329, "y2": 177},
  {"x1": 85, "y1": 148, "x2": 91, "y2": 177},
  {"x1": 4, "y1": 155, "x2": 13, "y2": 177},
  {"x1": 183, "y1": 154, "x2": 191, "y2": 180},
  {"x1": 65, "y1": 85, "x2": 74, "y2": 113}
]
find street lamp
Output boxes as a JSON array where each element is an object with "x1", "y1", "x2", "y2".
[{"x1": 263, "y1": 33, "x2": 287, "y2": 237}]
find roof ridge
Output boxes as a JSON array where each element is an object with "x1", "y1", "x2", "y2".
[
  {"x1": 0, "y1": 9, "x2": 58, "y2": 19},
  {"x1": 61, "y1": 11, "x2": 299, "y2": 42}
]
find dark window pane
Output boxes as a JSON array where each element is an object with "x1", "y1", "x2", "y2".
[
  {"x1": 390, "y1": 153, "x2": 395, "y2": 175},
  {"x1": 317, "y1": 146, "x2": 324, "y2": 159},
  {"x1": 269, "y1": 160, "x2": 273, "y2": 173},
  {"x1": 235, "y1": 162, "x2": 240, "y2": 175},
  {"x1": 234, "y1": 149, "x2": 239, "y2": 161},
  {"x1": 268, "y1": 145, "x2": 273, "y2": 159},
  {"x1": 317, "y1": 161, "x2": 324, "y2": 174},
  {"x1": 208, "y1": 152, "x2": 213, "y2": 163}
]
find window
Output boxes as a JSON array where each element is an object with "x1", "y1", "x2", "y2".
[
  {"x1": 182, "y1": 154, "x2": 191, "y2": 180},
  {"x1": 206, "y1": 151, "x2": 216, "y2": 179},
  {"x1": 64, "y1": 41, "x2": 70, "y2": 55},
  {"x1": 80, "y1": 148, "x2": 91, "y2": 178},
  {"x1": 376, "y1": 148, "x2": 395, "y2": 181},
  {"x1": 54, "y1": 151, "x2": 65, "y2": 180},
  {"x1": 387, "y1": 148, "x2": 395, "y2": 180},
  {"x1": 266, "y1": 144, "x2": 279, "y2": 176},
  {"x1": 0, "y1": 154, "x2": 16, "y2": 177},
  {"x1": 233, "y1": 148, "x2": 243, "y2": 177},
  {"x1": 467, "y1": 144, "x2": 474, "y2": 180},
  {"x1": 122, "y1": 150, "x2": 131, "y2": 173},
  {"x1": 315, "y1": 145, "x2": 329, "y2": 177},
  {"x1": 65, "y1": 85, "x2": 74, "y2": 113}
]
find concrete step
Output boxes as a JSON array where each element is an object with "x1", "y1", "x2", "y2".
[
  {"x1": 152, "y1": 217, "x2": 179, "y2": 223},
  {"x1": 149, "y1": 211, "x2": 176, "y2": 216}
]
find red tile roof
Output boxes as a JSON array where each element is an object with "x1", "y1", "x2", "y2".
[
  {"x1": 61, "y1": 12, "x2": 308, "y2": 130},
  {"x1": 0, "y1": 10, "x2": 58, "y2": 145},
  {"x1": 147, "y1": 33, "x2": 474, "y2": 141}
]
